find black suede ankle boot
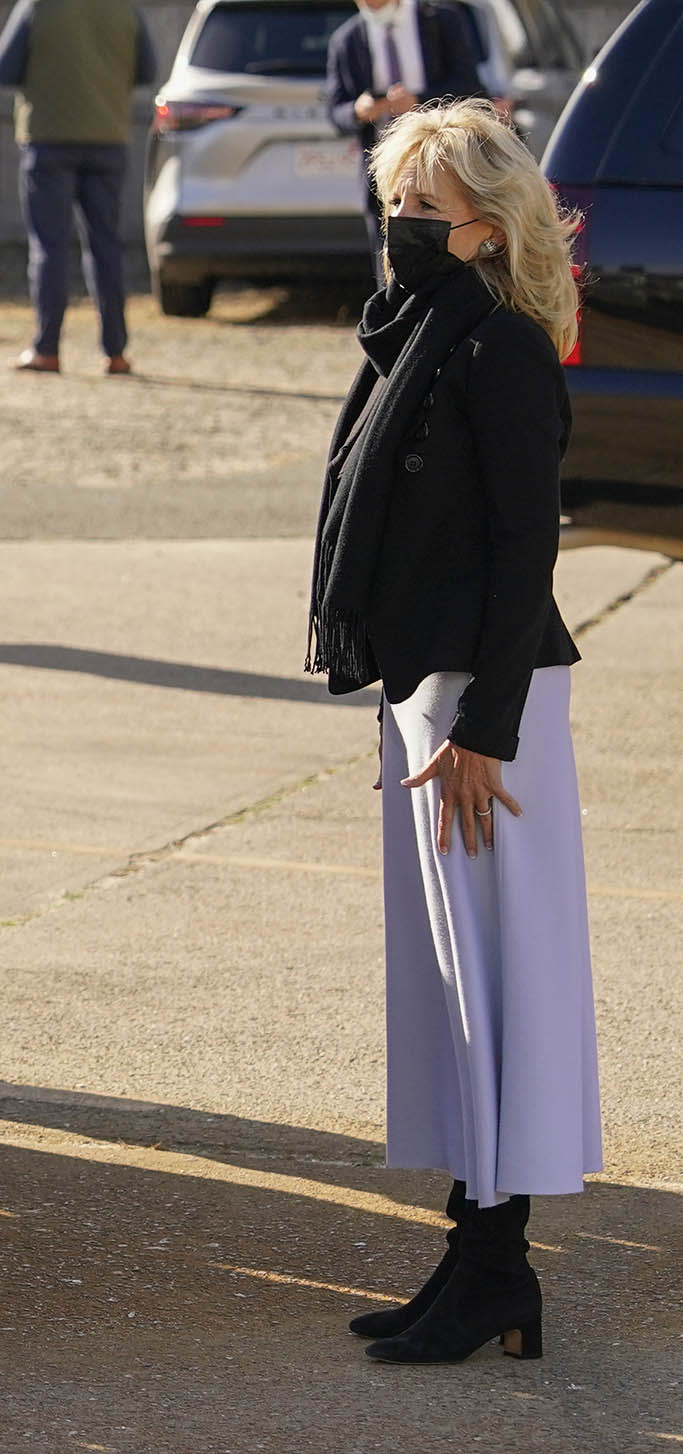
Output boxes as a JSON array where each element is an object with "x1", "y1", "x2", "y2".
[
  {"x1": 349, "y1": 1180, "x2": 474, "y2": 1338},
  {"x1": 364, "y1": 1194, "x2": 542, "y2": 1364}
]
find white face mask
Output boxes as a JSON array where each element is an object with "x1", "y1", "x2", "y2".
[{"x1": 357, "y1": 0, "x2": 401, "y2": 27}]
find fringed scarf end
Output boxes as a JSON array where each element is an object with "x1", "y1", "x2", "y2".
[
  {"x1": 304, "y1": 614, "x2": 325, "y2": 676},
  {"x1": 304, "y1": 606, "x2": 373, "y2": 683}
]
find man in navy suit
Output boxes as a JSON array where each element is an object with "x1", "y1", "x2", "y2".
[{"x1": 327, "y1": 0, "x2": 484, "y2": 280}]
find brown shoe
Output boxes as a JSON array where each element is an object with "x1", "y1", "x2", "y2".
[
  {"x1": 105, "y1": 355, "x2": 132, "y2": 376},
  {"x1": 13, "y1": 349, "x2": 60, "y2": 373}
]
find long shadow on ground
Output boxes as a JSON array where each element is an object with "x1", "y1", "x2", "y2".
[{"x1": 0, "y1": 645, "x2": 377, "y2": 707}]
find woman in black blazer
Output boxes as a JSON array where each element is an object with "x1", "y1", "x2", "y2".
[{"x1": 306, "y1": 99, "x2": 602, "y2": 1366}]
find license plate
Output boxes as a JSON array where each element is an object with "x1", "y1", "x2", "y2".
[
  {"x1": 271, "y1": 105, "x2": 327, "y2": 123},
  {"x1": 294, "y1": 140, "x2": 360, "y2": 177}
]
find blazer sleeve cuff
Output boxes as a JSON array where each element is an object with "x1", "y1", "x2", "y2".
[
  {"x1": 448, "y1": 711, "x2": 519, "y2": 762},
  {"x1": 329, "y1": 99, "x2": 359, "y2": 134}
]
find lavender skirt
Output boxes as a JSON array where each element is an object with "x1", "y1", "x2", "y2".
[{"x1": 382, "y1": 667, "x2": 603, "y2": 1207}]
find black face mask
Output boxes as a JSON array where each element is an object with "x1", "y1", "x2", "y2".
[{"x1": 386, "y1": 214, "x2": 473, "y2": 293}]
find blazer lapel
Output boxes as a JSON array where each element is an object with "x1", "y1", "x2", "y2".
[{"x1": 350, "y1": 16, "x2": 374, "y2": 95}]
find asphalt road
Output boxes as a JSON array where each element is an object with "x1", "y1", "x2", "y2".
[{"x1": 0, "y1": 288, "x2": 681, "y2": 1454}]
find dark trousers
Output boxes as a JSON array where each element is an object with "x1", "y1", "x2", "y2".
[
  {"x1": 19, "y1": 143, "x2": 128, "y2": 357},
  {"x1": 366, "y1": 208, "x2": 386, "y2": 289},
  {"x1": 364, "y1": 180, "x2": 386, "y2": 289}
]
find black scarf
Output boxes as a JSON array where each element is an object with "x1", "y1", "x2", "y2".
[{"x1": 305, "y1": 262, "x2": 496, "y2": 688}]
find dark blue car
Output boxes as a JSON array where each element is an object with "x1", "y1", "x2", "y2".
[{"x1": 543, "y1": 0, "x2": 683, "y2": 558}]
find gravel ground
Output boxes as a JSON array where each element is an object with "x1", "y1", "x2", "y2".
[{"x1": 0, "y1": 276, "x2": 369, "y2": 540}]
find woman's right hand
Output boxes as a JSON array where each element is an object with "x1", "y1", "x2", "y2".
[{"x1": 401, "y1": 740, "x2": 522, "y2": 856}]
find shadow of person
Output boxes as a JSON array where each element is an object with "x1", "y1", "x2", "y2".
[
  {"x1": 0, "y1": 1132, "x2": 679, "y2": 1451},
  {"x1": 0, "y1": 645, "x2": 378, "y2": 708},
  {"x1": 0, "y1": 1085, "x2": 397, "y2": 1197}
]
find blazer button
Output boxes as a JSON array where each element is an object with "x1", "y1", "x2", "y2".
[{"x1": 404, "y1": 453, "x2": 423, "y2": 473}]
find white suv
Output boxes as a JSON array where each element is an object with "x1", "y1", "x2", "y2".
[{"x1": 144, "y1": 0, "x2": 578, "y2": 316}]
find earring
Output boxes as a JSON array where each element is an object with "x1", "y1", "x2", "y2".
[{"x1": 479, "y1": 238, "x2": 498, "y2": 256}]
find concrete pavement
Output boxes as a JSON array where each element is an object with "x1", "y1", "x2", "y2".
[
  {"x1": 0, "y1": 292, "x2": 681, "y2": 1453},
  {"x1": 0, "y1": 537, "x2": 681, "y2": 1453}
]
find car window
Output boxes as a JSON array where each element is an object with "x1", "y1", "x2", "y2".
[
  {"x1": 190, "y1": 2, "x2": 355, "y2": 75},
  {"x1": 601, "y1": 17, "x2": 683, "y2": 184},
  {"x1": 512, "y1": 0, "x2": 582, "y2": 69},
  {"x1": 483, "y1": 0, "x2": 529, "y2": 67},
  {"x1": 662, "y1": 100, "x2": 683, "y2": 157},
  {"x1": 543, "y1": 2, "x2": 677, "y2": 183},
  {"x1": 548, "y1": 4, "x2": 583, "y2": 69}
]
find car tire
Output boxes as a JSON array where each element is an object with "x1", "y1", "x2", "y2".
[{"x1": 155, "y1": 277, "x2": 215, "y2": 318}]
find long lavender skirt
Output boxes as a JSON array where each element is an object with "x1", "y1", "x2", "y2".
[{"x1": 382, "y1": 667, "x2": 603, "y2": 1208}]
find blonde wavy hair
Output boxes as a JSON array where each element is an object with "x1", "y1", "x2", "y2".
[{"x1": 369, "y1": 99, "x2": 581, "y2": 360}]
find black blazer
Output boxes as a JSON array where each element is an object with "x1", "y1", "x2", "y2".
[
  {"x1": 327, "y1": 3, "x2": 483, "y2": 205},
  {"x1": 330, "y1": 308, "x2": 579, "y2": 761}
]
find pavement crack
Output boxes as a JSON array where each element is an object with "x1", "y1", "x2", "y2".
[
  {"x1": 572, "y1": 556, "x2": 676, "y2": 639},
  {"x1": 108, "y1": 748, "x2": 375, "y2": 879},
  {"x1": 130, "y1": 374, "x2": 348, "y2": 404},
  {"x1": 1, "y1": 748, "x2": 375, "y2": 929},
  {"x1": 5, "y1": 558, "x2": 674, "y2": 933}
]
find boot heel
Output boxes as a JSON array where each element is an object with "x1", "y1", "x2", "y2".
[{"x1": 502, "y1": 1316, "x2": 543, "y2": 1360}]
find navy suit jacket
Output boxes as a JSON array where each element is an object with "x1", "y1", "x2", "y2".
[{"x1": 327, "y1": 1, "x2": 484, "y2": 208}]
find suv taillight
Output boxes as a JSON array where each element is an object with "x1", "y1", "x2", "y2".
[
  {"x1": 554, "y1": 186, "x2": 593, "y2": 368},
  {"x1": 153, "y1": 98, "x2": 242, "y2": 133},
  {"x1": 564, "y1": 266, "x2": 583, "y2": 366}
]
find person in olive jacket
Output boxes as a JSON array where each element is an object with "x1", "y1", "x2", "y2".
[
  {"x1": 0, "y1": 0, "x2": 156, "y2": 373},
  {"x1": 306, "y1": 99, "x2": 602, "y2": 1367}
]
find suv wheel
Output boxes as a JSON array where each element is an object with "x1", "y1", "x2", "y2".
[{"x1": 155, "y1": 277, "x2": 215, "y2": 318}]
